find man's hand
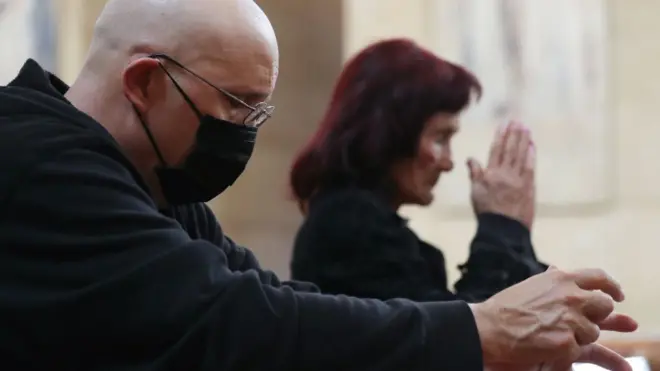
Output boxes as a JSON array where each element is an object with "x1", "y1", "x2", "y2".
[
  {"x1": 485, "y1": 343, "x2": 634, "y2": 371},
  {"x1": 471, "y1": 266, "x2": 638, "y2": 368},
  {"x1": 468, "y1": 121, "x2": 535, "y2": 229}
]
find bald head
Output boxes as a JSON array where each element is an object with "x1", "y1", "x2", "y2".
[
  {"x1": 65, "y1": 0, "x2": 279, "y2": 206},
  {"x1": 88, "y1": 0, "x2": 278, "y2": 78}
]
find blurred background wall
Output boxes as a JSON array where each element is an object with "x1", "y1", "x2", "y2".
[{"x1": 5, "y1": 0, "x2": 660, "y2": 334}]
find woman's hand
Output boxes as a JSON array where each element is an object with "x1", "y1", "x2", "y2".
[{"x1": 468, "y1": 121, "x2": 535, "y2": 229}]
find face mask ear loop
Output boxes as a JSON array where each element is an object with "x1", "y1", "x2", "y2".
[
  {"x1": 133, "y1": 104, "x2": 169, "y2": 166},
  {"x1": 132, "y1": 61, "x2": 205, "y2": 168},
  {"x1": 157, "y1": 64, "x2": 204, "y2": 120}
]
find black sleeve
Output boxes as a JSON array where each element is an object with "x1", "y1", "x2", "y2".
[
  {"x1": 2, "y1": 146, "x2": 483, "y2": 371},
  {"x1": 202, "y1": 206, "x2": 320, "y2": 292},
  {"x1": 292, "y1": 192, "x2": 459, "y2": 302},
  {"x1": 453, "y1": 213, "x2": 549, "y2": 302},
  {"x1": 222, "y1": 235, "x2": 321, "y2": 292}
]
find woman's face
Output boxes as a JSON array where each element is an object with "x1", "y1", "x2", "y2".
[{"x1": 390, "y1": 113, "x2": 459, "y2": 207}]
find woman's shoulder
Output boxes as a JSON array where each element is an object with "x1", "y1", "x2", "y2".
[
  {"x1": 308, "y1": 187, "x2": 395, "y2": 220},
  {"x1": 294, "y1": 187, "x2": 412, "y2": 257},
  {"x1": 299, "y1": 187, "x2": 407, "y2": 241}
]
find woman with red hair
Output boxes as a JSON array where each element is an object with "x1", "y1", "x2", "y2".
[{"x1": 289, "y1": 38, "x2": 547, "y2": 302}]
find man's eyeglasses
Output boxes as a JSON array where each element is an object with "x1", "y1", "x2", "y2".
[{"x1": 149, "y1": 53, "x2": 274, "y2": 128}]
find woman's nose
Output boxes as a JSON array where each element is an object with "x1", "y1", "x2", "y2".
[{"x1": 439, "y1": 147, "x2": 454, "y2": 172}]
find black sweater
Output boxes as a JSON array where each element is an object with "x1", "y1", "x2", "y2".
[
  {"x1": 291, "y1": 187, "x2": 548, "y2": 302},
  {"x1": 0, "y1": 59, "x2": 483, "y2": 371}
]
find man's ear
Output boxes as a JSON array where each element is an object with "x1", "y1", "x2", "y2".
[{"x1": 122, "y1": 57, "x2": 162, "y2": 113}]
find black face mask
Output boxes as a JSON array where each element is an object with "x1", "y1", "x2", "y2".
[
  {"x1": 153, "y1": 116, "x2": 257, "y2": 205},
  {"x1": 135, "y1": 59, "x2": 259, "y2": 205}
]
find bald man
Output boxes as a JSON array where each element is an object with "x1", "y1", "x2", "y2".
[{"x1": 0, "y1": 0, "x2": 637, "y2": 370}]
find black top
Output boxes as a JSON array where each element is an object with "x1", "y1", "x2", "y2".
[
  {"x1": 0, "y1": 60, "x2": 483, "y2": 371},
  {"x1": 291, "y1": 187, "x2": 548, "y2": 302}
]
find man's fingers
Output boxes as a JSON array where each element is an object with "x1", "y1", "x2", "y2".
[
  {"x1": 598, "y1": 313, "x2": 639, "y2": 333},
  {"x1": 581, "y1": 291, "x2": 615, "y2": 323},
  {"x1": 575, "y1": 343, "x2": 632, "y2": 371},
  {"x1": 488, "y1": 122, "x2": 509, "y2": 168},
  {"x1": 573, "y1": 317, "x2": 601, "y2": 345},
  {"x1": 571, "y1": 268, "x2": 625, "y2": 302}
]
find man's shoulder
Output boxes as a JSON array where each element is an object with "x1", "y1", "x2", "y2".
[
  {"x1": 0, "y1": 110, "x2": 116, "y2": 157},
  {"x1": 0, "y1": 113, "x2": 130, "y2": 201}
]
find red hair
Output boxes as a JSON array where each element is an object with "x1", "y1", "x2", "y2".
[{"x1": 289, "y1": 38, "x2": 481, "y2": 206}]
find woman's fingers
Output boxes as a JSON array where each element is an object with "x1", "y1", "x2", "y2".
[{"x1": 488, "y1": 122, "x2": 510, "y2": 168}]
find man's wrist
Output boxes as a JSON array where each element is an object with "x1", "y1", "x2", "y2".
[{"x1": 469, "y1": 302, "x2": 499, "y2": 366}]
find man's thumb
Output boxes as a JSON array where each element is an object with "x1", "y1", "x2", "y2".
[{"x1": 467, "y1": 158, "x2": 483, "y2": 182}]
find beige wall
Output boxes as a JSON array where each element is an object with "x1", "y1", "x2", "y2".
[
  {"x1": 54, "y1": 0, "x2": 92, "y2": 82},
  {"x1": 56, "y1": 0, "x2": 660, "y2": 332}
]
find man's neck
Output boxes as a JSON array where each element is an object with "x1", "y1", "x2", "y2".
[{"x1": 67, "y1": 79, "x2": 167, "y2": 208}]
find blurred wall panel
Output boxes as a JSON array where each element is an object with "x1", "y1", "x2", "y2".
[
  {"x1": 342, "y1": 0, "x2": 432, "y2": 58},
  {"x1": 430, "y1": 0, "x2": 613, "y2": 212},
  {"x1": 0, "y1": 0, "x2": 58, "y2": 84}
]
